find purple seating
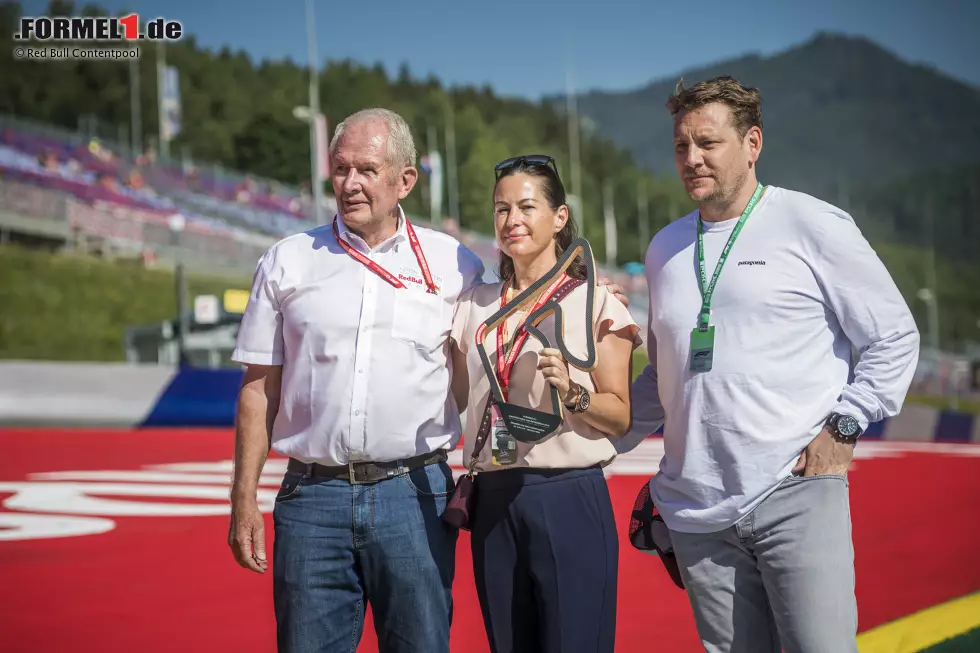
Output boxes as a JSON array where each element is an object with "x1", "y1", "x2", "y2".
[{"x1": 2, "y1": 127, "x2": 315, "y2": 237}]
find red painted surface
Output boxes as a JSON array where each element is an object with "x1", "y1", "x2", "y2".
[{"x1": 1, "y1": 428, "x2": 978, "y2": 652}]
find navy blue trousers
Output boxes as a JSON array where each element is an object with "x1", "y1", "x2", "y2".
[{"x1": 471, "y1": 465, "x2": 618, "y2": 653}]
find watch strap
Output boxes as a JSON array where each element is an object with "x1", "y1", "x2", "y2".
[
  {"x1": 826, "y1": 412, "x2": 862, "y2": 441},
  {"x1": 564, "y1": 382, "x2": 588, "y2": 413},
  {"x1": 570, "y1": 384, "x2": 589, "y2": 413}
]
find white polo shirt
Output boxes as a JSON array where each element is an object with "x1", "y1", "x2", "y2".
[{"x1": 231, "y1": 207, "x2": 485, "y2": 466}]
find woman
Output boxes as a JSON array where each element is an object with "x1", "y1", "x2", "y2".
[{"x1": 449, "y1": 155, "x2": 642, "y2": 653}]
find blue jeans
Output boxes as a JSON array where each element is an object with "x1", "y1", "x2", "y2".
[{"x1": 272, "y1": 460, "x2": 458, "y2": 653}]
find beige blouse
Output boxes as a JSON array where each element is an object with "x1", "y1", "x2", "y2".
[{"x1": 451, "y1": 279, "x2": 642, "y2": 473}]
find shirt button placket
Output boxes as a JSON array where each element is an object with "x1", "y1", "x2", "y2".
[{"x1": 349, "y1": 255, "x2": 378, "y2": 460}]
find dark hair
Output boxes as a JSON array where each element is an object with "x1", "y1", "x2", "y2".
[
  {"x1": 666, "y1": 75, "x2": 763, "y2": 138},
  {"x1": 494, "y1": 161, "x2": 586, "y2": 282}
]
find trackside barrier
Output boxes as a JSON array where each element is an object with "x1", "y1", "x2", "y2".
[
  {"x1": 140, "y1": 367, "x2": 244, "y2": 427},
  {"x1": 1, "y1": 362, "x2": 979, "y2": 442}
]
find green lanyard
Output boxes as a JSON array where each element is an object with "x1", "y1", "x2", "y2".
[{"x1": 695, "y1": 183, "x2": 765, "y2": 331}]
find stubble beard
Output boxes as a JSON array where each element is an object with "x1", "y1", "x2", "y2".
[{"x1": 696, "y1": 167, "x2": 748, "y2": 217}]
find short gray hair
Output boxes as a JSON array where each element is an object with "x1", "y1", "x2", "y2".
[{"x1": 329, "y1": 108, "x2": 417, "y2": 170}]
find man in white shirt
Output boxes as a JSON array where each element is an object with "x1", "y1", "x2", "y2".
[
  {"x1": 629, "y1": 77, "x2": 920, "y2": 653},
  {"x1": 226, "y1": 108, "x2": 485, "y2": 653}
]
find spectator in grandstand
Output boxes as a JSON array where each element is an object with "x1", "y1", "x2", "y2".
[
  {"x1": 38, "y1": 149, "x2": 59, "y2": 171},
  {"x1": 628, "y1": 76, "x2": 920, "y2": 653},
  {"x1": 124, "y1": 169, "x2": 144, "y2": 190},
  {"x1": 235, "y1": 175, "x2": 256, "y2": 203},
  {"x1": 96, "y1": 172, "x2": 120, "y2": 193},
  {"x1": 87, "y1": 138, "x2": 114, "y2": 163},
  {"x1": 185, "y1": 168, "x2": 202, "y2": 193},
  {"x1": 448, "y1": 155, "x2": 641, "y2": 653}
]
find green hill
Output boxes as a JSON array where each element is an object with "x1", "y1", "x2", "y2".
[{"x1": 0, "y1": 245, "x2": 246, "y2": 361}]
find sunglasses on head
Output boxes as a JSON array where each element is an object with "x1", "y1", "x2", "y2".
[{"x1": 494, "y1": 154, "x2": 561, "y2": 180}]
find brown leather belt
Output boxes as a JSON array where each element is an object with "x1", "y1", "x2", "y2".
[{"x1": 287, "y1": 450, "x2": 448, "y2": 484}]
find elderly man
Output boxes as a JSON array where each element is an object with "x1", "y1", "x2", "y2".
[
  {"x1": 227, "y1": 108, "x2": 483, "y2": 653},
  {"x1": 630, "y1": 76, "x2": 920, "y2": 653}
]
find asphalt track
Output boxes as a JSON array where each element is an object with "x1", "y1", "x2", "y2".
[{"x1": 1, "y1": 428, "x2": 978, "y2": 652}]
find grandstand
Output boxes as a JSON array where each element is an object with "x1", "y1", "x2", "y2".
[
  {"x1": 0, "y1": 114, "x2": 312, "y2": 277},
  {"x1": 0, "y1": 116, "x2": 635, "y2": 276}
]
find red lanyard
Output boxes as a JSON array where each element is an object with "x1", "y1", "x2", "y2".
[
  {"x1": 494, "y1": 274, "x2": 567, "y2": 401},
  {"x1": 332, "y1": 216, "x2": 439, "y2": 294}
]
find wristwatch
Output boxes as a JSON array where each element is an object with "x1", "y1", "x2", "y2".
[
  {"x1": 825, "y1": 412, "x2": 863, "y2": 442},
  {"x1": 565, "y1": 383, "x2": 591, "y2": 413}
]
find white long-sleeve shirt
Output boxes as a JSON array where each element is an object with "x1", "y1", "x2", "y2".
[{"x1": 629, "y1": 186, "x2": 920, "y2": 533}]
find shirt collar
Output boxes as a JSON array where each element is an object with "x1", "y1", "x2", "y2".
[{"x1": 335, "y1": 205, "x2": 409, "y2": 252}]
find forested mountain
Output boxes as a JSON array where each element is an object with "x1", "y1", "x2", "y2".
[{"x1": 564, "y1": 32, "x2": 980, "y2": 201}]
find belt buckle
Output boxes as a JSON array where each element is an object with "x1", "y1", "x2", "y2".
[
  {"x1": 348, "y1": 460, "x2": 362, "y2": 485},
  {"x1": 348, "y1": 459, "x2": 407, "y2": 484}
]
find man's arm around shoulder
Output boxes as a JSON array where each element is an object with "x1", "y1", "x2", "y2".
[
  {"x1": 228, "y1": 363, "x2": 282, "y2": 574},
  {"x1": 455, "y1": 241, "x2": 486, "y2": 294},
  {"x1": 617, "y1": 325, "x2": 666, "y2": 454}
]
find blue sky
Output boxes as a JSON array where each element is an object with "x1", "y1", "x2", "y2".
[{"x1": 22, "y1": 0, "x2": 980, "y2": 98}]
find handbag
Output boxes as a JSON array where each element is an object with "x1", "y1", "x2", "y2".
[
  {"x1": 628, "y1": 479, "x2": 686, "y2": 589},
  {"x1": 442, "y1": 397, "x2": 494, "y2": 531}
]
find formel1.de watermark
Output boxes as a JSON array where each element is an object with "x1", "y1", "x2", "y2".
[
  {"x1": 14, "y1": 14, "x2": 183, "y2": 41},
  {"x1": 12, "y1": 13, "x2": 182, "y2": 62}
]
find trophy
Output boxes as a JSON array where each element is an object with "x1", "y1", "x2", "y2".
[{"x1": 475, "y1": 237, "x2": 598, "y2": 443}]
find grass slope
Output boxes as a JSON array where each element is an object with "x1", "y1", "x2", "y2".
[{"x1": 0, "y1": 245, "x2": 249, "y2": 362}]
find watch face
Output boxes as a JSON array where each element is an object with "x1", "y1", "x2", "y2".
[
  {"x1": 578, "y1": 390, "x2": 591, "y2": 412},
  {"x1": 837, "y1": 415, "x2": 860, "y2": 437}
]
